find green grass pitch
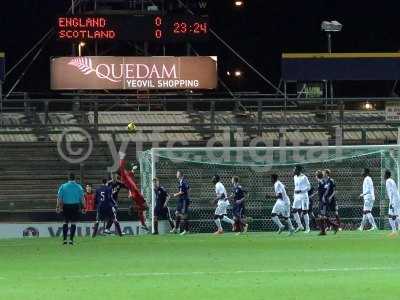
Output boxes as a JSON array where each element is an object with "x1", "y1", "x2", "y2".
[{"x1": 0, "y1": 231, "x2": 399, "y2": 300}]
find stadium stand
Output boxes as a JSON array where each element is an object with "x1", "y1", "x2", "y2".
[
  {"x1": 0, "y1": 109, "x2": 396, "y2": 225},
  {"x1": 0, "y1": 110, "x2": 397, "y2": 144},
  {"x1": 0, "y1": 142, "x2": 136, "y2": 214}
]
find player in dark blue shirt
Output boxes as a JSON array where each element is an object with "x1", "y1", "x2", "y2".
[
  {"x1": 107, "y1": 173, "x2": 126, "y2": 203},
  {"x1": 92, "y1": 179, "x2": 123, "y2": 237},
  {"x1": 313, "y1": 170, "x2": 328, "y2": 235},
  {"x1": 171, "y1": 170, "x2": 190, "y2": 235},
  {"x1": 104, "y1": 173, "x2": 126, "y2": 234},
  {"x1": 323, "y1": 169, "x2": 341, "y2": 232},
  {"x1": 153, "y1": 177, "x2": 174, "y2": 235},
  {"x1": 230, "y1": 176, "x2": 249, "y2": 234},
  {"x1": 313, "y1": 170, "x2": 340, "y2": 235}
]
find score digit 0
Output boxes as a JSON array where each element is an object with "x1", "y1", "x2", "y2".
[
  {"x1": 155, "y1": 16, "x2": 162, "y2": 27},
  {"x1": 155, "y1": 29, "x2": 162, "y2": 39},
  {"x1": 154, "y1": 17, "x2": 163, "y2": 39}
]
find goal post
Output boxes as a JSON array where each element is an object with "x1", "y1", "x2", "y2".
[{"x1": 139, "y1": 145, "x2": 400, "y2": 234}]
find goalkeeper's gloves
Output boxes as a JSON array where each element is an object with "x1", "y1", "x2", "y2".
[{"x1": 118, "y1": 151, "x2": 126, "y2": 160}]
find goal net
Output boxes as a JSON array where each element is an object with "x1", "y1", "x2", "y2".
[{"x1": 139, "y1": 145, "x2": 400, "y2": 233}]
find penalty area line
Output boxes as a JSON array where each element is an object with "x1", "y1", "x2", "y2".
[{"x1": 36, "y1": 266, "x2": 400, "y2": 280}]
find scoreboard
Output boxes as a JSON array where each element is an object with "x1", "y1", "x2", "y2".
[{"x1": 57, "y1": 15, "x2": 209, "y2": 43}]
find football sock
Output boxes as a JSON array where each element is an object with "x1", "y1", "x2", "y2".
[
  {"x1": 287, "y1": 218, "x2": 294, "y2": 230},
  {"x1": 367, "y1": 213, "x2": 377, "y2": 228},
  {"x1": 326, "y1": 218, "x2": 337, "y2": 228},
  {"x1": 184, "y1": 219, "x2": 190, "y2": 231},
  {"x1": 396, "y1": 217, "x2": 400, "y2": 230},
  {"x1": 303, "y1": 213, "x2": 310, "y2": 231},
  {"x1": 70, "y1": 224, "x2": 77, "y2": 241},
  {"x1": 235, "y1": 220, "x2": 242, "y2": 232},
  {"x1": 360, "y1": 215, "x2": 367, "y2": 229},
  {"x1": 105, "y1": 220, "x2": 113, "y2": 230},
  {"x1": 138, "y1": 211, "x2": 146, "y2": 226},
  {"x1": 92, "y1": 222, "x2": 99, "y2": 237},
  {"x1": 114, "y1": 221, "x2": 122, "y2": 236},
  {"x1": 62, "y1": 223, "x2": 68, "y2": 241},
  {"x1": 175, "y1": 216, "x2": 181, "y2": 231},
  {"x1": 272, "y1": 216, "x2": 283, "y2": 228},
  {"x1": 319, "y1": 219, "x2": 326, "y2": 234},
  {"x1": 154, "y1": 220, "x2": 159, "y2": 234},
  {"x1": 293, "y1": 212, "x2": 302, "y2": 228},
  {"x1": 335, "y1": 215, "x2": 341, "y2": 228},
  {"x1": 389, "y1": 218, "x2": 397, "y2": 233},
  {"x1": 168, "y1": 219, "x2": 175, "y2": 229},
  {"x1": 214, "y1": 218, "x2": 222, "y2": 231},
  {"x1": 222, "y1": 215, "x2": 234, "y2": 225}
]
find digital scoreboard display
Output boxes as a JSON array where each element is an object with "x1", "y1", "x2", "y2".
[{"x1": 57, "y1": 15, "x2": 209, "y2": 43}]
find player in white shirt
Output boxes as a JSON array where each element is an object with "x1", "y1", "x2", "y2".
[
  {"x1": 269, "y1": 174, "x2": 294, "y2": 235},
  {"x1": 292, "y1": 165, "x2": 311, "y2": 233},
  {"x1": 358, "y1": 168, "x2": 377, "y2": 231},
  {"x1": 212, "y1": 175, "x2": 234, "y2": 234},
  {"x1": 384, "y1": 170, "x2": 400, "y2": 235}
]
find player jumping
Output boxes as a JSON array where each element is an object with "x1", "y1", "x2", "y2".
[
  {"x1": 292, "y1": 165, "x2": 311, "y2": 233},
  {"x1": 269, "y1": 174, "x2": 294, "y2": 235},
  {"x1": 230, "y1": 176, "x2": 249, "y2": 235},
  {"x1": 384, "y1": 170, "x2": 400, "y2": 236},
  {"x1": 92, "y1": 179, "x2": 123, "y2": 237},
  {"x1": 118, "y1": 152, "x2": 149, "y2": 231},
  {"x1": 358, "y1": 168, "x2": 377, "y2": 231},
  {"x1": 212, "y1": 175, "x2": 234, "y2": 235},
  {"x1": 104, "y1": 173, "x2": 126, "y2": 234},
  {"x1": 171, "y1": 170, "x2": 190, "y2": 235},
  {"x1": 153, "y1": 177, "x2": 174, "y2": 235}
]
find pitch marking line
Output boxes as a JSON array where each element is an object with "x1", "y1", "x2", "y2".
[
  {"x1": 31, "y1": 266, "x2": 400, "y2": 280},
  {"x1": 2, "y1": 267, "x2": 399, "y2": 281}
]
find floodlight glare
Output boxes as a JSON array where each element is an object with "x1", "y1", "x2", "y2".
[
  {"x1": 234, "y1": 1, "x2": 244, "y2": 7},
  {"x1": 364, "y1": 102, "x2": 373, "y2": 110},
  {"x1": 234, "y1": 70, "x2": 242, "y2": 77}
]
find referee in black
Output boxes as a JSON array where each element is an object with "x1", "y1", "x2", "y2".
[{"x1": 56, "y1": 173, "x2": 85, "y2": 245}]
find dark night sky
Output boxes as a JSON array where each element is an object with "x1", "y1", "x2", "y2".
[{"x1": 1, "y1": 0, "x2": 400, "y2": 96}]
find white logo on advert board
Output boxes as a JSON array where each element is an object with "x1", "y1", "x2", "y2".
[{"x1": 68, "y1": 57, "x2": 178, "y2": 83}]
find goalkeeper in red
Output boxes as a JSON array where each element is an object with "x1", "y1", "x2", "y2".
[{"x1": 118, "y1": 151, "x2": 149, "y2": 231}]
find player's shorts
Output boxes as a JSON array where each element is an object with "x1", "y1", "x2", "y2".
[
  {"x1": 214, "y1": 202, "x2": 229, "y2": 216},
  {"x1": 389, "y1": 203, "x2": 400, "y2": 216},
  {"x1": 328, "y1": 198, "x2": 338, "y2": 213},
  {"x1": 319, "y1": 198, "x2": 338, "y2": 216},
  {"x1": 97, "y1": 206, "x2": 116, "y2": 221},
  {"x1": 233, "y1": 204, "x2": 245, "y2": 219},
  {"x1": 154, "y1": 205, "x2": 170, "y2": 219},
  {"x1": 214, "y1": 214, "x2": 227, "y2": 220},
  {"x1": 176, "y1": 198, "x2": 190, "y2": 215},
  {"x1": 132, "y1": 193, "x2": 148, "y2": 211},
  {"x1": 292, "y1": 194, "x2": 309, "y2": 211},
  {"x1": 363, "y1": 198, "x2": 374, "y2": 211},
  {"x1": 62, "y1": 204, "x2": 81, "y2": 223},
  {"x1": 272, "y1": 199, "x2": 290, "y2": 218}
]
